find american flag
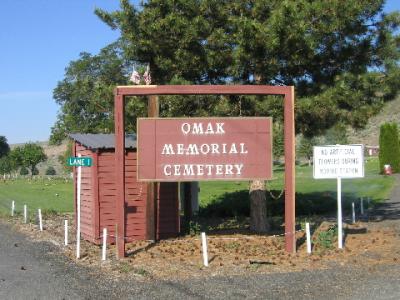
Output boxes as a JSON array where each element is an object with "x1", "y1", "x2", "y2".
[
  {"x1": 143, "y1": 65, "x2": 151, "y2": 85},
  {"x1": 129, "y1": 68, "x2": 141, "y2": 84}
]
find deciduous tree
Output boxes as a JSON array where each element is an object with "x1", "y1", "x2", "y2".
[
  {"x1": 14, "y1": 143, "x2": 47, "y2": 177},
  {"x1": 0, "y1": 136, "x2": 10, "y2": 158}
]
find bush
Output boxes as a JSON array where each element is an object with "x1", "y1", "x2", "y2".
[
  {"x1": 32, "y1": 167, "x2": 39, "y2": 175},
  {"x1": 379, "y1": 122, "x2": 400, "y2": 173},
  {"x1": 20, "y1": 166, "x2": 29, "y2": 175},
  {"x1": 324, "y1": 123, "x2": 348, "y2": 145},
  {"x1": 45, "y1": 166, "x2": 57, "y2": 175}
]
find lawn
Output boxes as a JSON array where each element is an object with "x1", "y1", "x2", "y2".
[
  {"x1": 0, "y1": 157, "x2": 395, "y2": 219},
  {"x1": 0, "y1": 178, "x2": 74, "y2": 216},
  {"x1": 199, "y1": 157, "x2": 395, "y2": 217}
]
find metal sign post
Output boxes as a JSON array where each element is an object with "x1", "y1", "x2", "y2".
[
  {"x1": 67, "y1": 154, "x2": 93, "y2": 259},
  {"x1": 76, "y1": 154, "x2": 82, "y2": 259},
  {"x1": 313, "y1": 144, "x2": 364, "y2": 249},
  {"x1": 337, "y1": 177, "x2": 343, "y2": 249}
]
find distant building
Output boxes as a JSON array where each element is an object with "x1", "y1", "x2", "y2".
[{"x1": 365, "y1": 145, "x2": 379, "y2": 156}]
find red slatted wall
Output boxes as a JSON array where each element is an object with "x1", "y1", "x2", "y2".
[
  {"x1": 74, "y1": 144, "x2": 95, "y2": 242},
  {"x1": 74, "y1": 143, "x2": 179, "y2": 244}
]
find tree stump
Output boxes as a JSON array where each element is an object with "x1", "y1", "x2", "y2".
[{"x1": 249, "y1": 179, "x2": 269, "y2": 233}]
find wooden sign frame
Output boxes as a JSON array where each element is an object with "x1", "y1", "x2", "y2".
[{"x1": 114, "y1": 85, "x2": 296, "y2": 257}]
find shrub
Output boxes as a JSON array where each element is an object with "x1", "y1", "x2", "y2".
[
  {"x1": 45, "y1": 166, "x2": 57, "y2": 175},
  {"x1": 20, "y1": 166, "x2": 29, "y2": 175},
  {"x1": 379, "y1": 122, "x2": 400, "y2": 173},
  {"x1": 324, "y1": 123, "x2": 348, "y2": 145},
  {"x1": 32, "y1": 167, "x2": 39, "y2": 175}
]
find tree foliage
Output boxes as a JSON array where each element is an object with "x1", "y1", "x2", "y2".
[
  {"x1": 0, "y1": 156, "x2": 12, "y2": 176},
  {"x1": 51, "y1": 1, "x2": 400, "y2": 142},
  {"x1": 45, "y1": 166, "x2": 57, "y2": 176},
  {"x1": 50, "y1": 43, "x2": 134, "y2": 144},
  {"x1": 58, "y1": 141, "x2": 74, "y2": 173},
  {"x1": 297, "y1": 135, "x2": 321, "y2": 165},
  {"x1": 19, "y1": 166, "x2": 29, "y2": 176},
  {"x1": 379, "y1": 122, "x2": 400, "y2": 173},
  {"x1": 91, "y1": 0, "x2": 400, "y2": 136},
  {"x1": 13, "y1": 143, "x2": 47, "y2": 176},
  {"x1": 49, "y1": 0, "x2": 400, "y2": 146},
  {"x1": 0, "y1": 136, "x2": 10, "y2": 158}
]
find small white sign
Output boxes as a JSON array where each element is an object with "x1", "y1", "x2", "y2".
[{"x1": 313, "y1": 144, "x2": 364, "y2": 179}]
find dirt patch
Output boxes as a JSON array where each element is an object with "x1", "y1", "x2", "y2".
[{"x1": 2, "y1": 214, "x2": 400, "y2": 281}]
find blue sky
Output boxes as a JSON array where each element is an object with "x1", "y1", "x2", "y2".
[{"x1": 0, "y1": 0, "x2": 399, "y2": 144}]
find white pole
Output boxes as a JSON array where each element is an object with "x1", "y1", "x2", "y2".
[
  {"x1": 201, "y1": 232, "x2": 209, "y2": 267},
  {"x1": 38, "y1": 209, "x2": 43, "y2": 231},
  {"x1": 102, "y1": 228, "x2": 107, "y2": 261},
  {"x1": 11, "y1": 200, "x2": 15, "y2": 216},
  {"x1": 64, "y1": 220, "x2": 68, "y2": 246},
  {"x1": 306, "y1": 222, "x2": 312, "y2": 254},
  {"x1": 352, "y1": 202, "x2": 355, "y2": 224},
  {"x1": 337, "y1": 177, "x2": 343, "y2": 249},
  {"x1": 360, "y1": 197, "x2": 364, "y2": 215},
  {"x1": 76, "y1": 154, "x2": 82, "y2": 259},
  {"x1": 24, "y1": 205, "x2": 27, "y2": 223}
]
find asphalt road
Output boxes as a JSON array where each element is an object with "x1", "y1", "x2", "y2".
[
  {"x1": 1, "y1": 175, "x2": 400, "y2": 299},
  {"x1": 1, "y1": 220, "x2": 400, "y2": 300}
]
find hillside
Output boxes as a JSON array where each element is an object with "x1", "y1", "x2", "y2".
[
  {"x1": 348, "y1": 96, "x2": 400, "y2": 146},
  {"x1": 10, "y1": 141, "x2": 68, "y2": 175}
]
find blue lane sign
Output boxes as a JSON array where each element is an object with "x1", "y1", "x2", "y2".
[{"x1": 67, "y1": 157, "x2": 93, "y2": 167}]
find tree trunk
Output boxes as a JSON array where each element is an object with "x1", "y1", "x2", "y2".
[
  {"x1": 249, "y1": 179, "x2": 269, "y2": 233},
  {"x1": 249, "y1": 72, "x2": 269, "y2": 233}
]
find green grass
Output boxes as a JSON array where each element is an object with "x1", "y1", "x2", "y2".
[
  {"x1": 0, "y1": 157, "x2": 395, "y2": 219},
  {"x1": 0, "y1": 178, "x2": 74, "y2": 216},
  {"x1": 199, "y1": 157, "x2": 395, "y2": 217}
]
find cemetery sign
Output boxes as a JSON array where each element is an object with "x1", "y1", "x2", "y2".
[{"x1": 137, "y1": 117, "x2": 273, "y2": 181}]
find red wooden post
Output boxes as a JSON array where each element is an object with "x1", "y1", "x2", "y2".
[
  {"x1": 147, "y1": 95, "x2": 159, "y2": 241},
  {"x1": 115, "y1": 93, "x2": 125, "y2": 258},
  {"x1": 284, "y1": 87, "x2": 296, "y2": 253}
]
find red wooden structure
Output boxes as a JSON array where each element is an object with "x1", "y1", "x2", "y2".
[
  {"x1": 70, "y1": 133, "x2": 179, "y2": 244},
  {"x1": 114, "y1": 85, "x2": 296, "y2": 257}
]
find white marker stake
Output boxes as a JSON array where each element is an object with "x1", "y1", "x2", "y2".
[
  {"x1": 352, "y1": 202, "x2": 355, "y2": 224},
  {"x1": 24, "y1": 205, "x2": 27, "y2": 223},
  {"x1": 201, "y1": 232, "x2": 209, "y2": 267},
  {"x1": 11, "y1": 201, "x2": 15, "y2": 217},
  {"x1": 102, "y1": 228, "x2": 107, "y2": 261},
  {"x1": 38, "y1": 209, "x2": 43, "y2": 231},
  {"x1": 306, "y1": 222, "x2": 312, "y2": 254},
  {"x1": 64, "y1": 220, "x2": 68, "y2": 246},
  {"x1": 76, "y1": 155, "x2": 82, "y2": 259},
  {"x1": 337, "y1": 177, "x2": 343, "y2": 249},
  {"x1": 360, "y1": 197, "x2": 364, "y2": 215}
]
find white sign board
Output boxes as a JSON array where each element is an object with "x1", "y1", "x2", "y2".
[{"x1": 313, "y1": 144, "x2": 364, "y2": 179}]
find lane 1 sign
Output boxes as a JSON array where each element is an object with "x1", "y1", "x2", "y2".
[
  {"x1": 313, "y1": 144, "x2": 364, "y2": 179},
  {"x1": 67, "y1": 157, "x2": 93, "y2": 167}
]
